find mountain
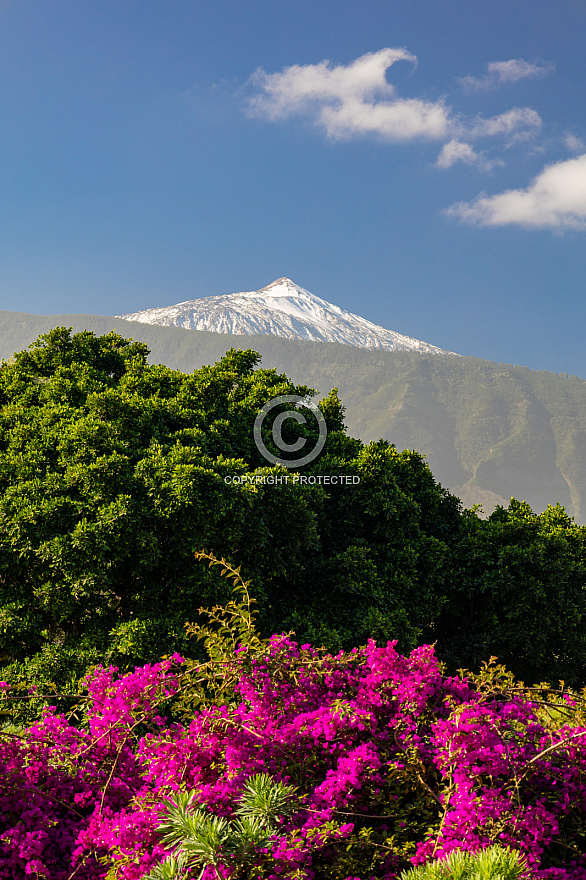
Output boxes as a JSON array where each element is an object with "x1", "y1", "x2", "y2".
[
  {"x1": 116, "y1": 277, "x2": 457, "y2": 355},
  {"x1": 0, "y1": 310, "x2": 585, "y2": 522}
]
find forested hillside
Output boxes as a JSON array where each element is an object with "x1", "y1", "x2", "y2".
[{"x1": 1, "y1": 310, "x2": 586, "y2": 520}]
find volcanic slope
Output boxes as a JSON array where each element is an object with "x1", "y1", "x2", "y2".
[{"x1": 117, "y1": 277, "x2": 458, "y2": 355}]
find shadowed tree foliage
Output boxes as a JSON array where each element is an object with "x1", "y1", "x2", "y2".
[{"x1": 434, "y1": 499, "x2": 586, "y2": 685}]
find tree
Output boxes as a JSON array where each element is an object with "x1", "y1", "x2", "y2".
[{"x1": 435, "y1": 500, "x2": 586, "y2": 686}]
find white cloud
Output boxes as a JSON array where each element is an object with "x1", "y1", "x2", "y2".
[
  {"x1": 249, "y1": 48, "x2": 413, "y2": 114},
  {"x1": 248, "y1": 48, "x2": 452, "y2": 142},
  {"x1": 248, "y1": 49, "x2": 543, "y2": 162},
  {"x1": 459, "y1": 59, "x2": 555, "y2": 92},
  {"x1": 445, "y1": 154, "x2": 586, "y2": 230},
  {"x1": 436, "y1": 140, "x2": 504, "y2": 170},
  {"x1": 319, "y1": 95, "x2": 451, "y2": 141}
]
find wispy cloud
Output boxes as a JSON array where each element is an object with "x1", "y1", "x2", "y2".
[
  {"x1": 565, "y1": 133, "x2": 585, "y2": 153},
  {"x1": 436, "y1": 140, "x2": 504, "y2": 171},
  {"x1": 459, "y1": 59, "x2": 555, "y2": 92},
  {"x1": 248, "y1": 49, "x2": 452, "y2": 142},
  {"x1": 465, "y1": 107, "x2": 542, "y2": 142},
  {"x1": 445, "y1": 154, "x2": 586, "y2": 230}
]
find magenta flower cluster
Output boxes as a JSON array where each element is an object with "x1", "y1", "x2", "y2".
[{"x1": 2, "y1": 639, "x2": 586, "y2": 879}]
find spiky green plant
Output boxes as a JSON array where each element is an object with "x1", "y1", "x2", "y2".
[
  {"x1": 235, "y1": 773, "x2": 298, "y2": 826},
  {"x1": 142, "y1": 774, "x2": 297, "y2": 880},
  {"x1": 400, "y1": 845, "x2": 531, "y2": 880}
]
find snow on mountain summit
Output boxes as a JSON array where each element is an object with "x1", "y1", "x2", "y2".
[{"x1": 116, "y1": 278, "x2": 458, "y2": 355}]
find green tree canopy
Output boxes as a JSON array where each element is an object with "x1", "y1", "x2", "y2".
[
  {"x1": 0, "y1": 328, "x2": 461, "y2": 703},
  {"x1": 435, "y1": 499, "x2": 586, "y2": 685}
]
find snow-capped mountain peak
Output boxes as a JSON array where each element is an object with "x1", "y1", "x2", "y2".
[
  {"x1": 116, "y1": 278, "x2": 458, "y2": 355},
  {"x1": 258, "y1": 277, "x2": 300, "y2": 295}
]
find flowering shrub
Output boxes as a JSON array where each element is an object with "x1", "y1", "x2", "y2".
[{"x1": 2, "y1": 563, "x2": 586, "y2": 878}]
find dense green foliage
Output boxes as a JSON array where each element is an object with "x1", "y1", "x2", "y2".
[
  {"x1": 435, "y1": 499, "x2": 586, "y2": 685},
  {"x1": 1, "y1": 310, "x2": 586, "y2": 520},
  {"x1": 0, "y1": 328, "x2": 460, "y2": 703},
  {"x1": 2, "y1": 328, "x2": 586, "y2": 704}
]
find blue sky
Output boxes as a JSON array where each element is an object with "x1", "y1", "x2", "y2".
[{"x1": 0, "y1": 0, "x2": 585, "y2": 375}]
